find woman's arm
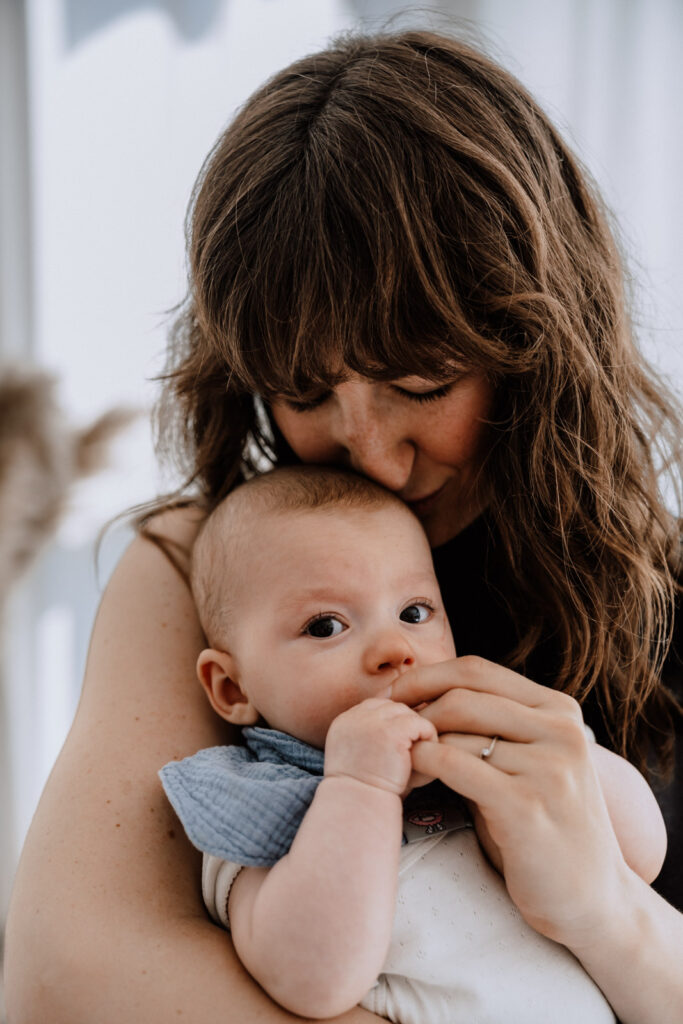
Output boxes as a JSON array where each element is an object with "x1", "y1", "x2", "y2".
[
  {"x1": 393, "y1": 656, "x2": 683, "y2": 1024},
  {"x1": 4, "y1": 509, "x2": 379, "y2": 1024}
]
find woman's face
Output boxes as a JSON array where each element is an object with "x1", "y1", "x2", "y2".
[{"x1": 270, "y1": 372, "x2": 494, "y2": 547}]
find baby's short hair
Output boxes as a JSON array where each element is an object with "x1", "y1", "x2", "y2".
[{"x1": 191, "y1": 465, "x2": 411, "y2": 648}]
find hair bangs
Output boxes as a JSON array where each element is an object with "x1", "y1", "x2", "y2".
[{"x1": 209, "y1": 134, "x2": 488, "y2": 401}]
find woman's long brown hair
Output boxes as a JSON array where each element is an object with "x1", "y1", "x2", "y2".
[{"x1": 151, "y1": 30, "x2": 682, "y2": 775}]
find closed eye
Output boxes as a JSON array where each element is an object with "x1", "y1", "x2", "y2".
[
  {"x1": 281, "y1": 379, "x2": 455, "y2": 412},
  {"x1": 391, "y1": 383, "x2": 453, "y2": 404},
  {"x1": 283, "y1": 392, "x2": 332, "y2": 413}
]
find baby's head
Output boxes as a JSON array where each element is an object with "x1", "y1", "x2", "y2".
[{"x1": 191, "y1": 466, "x2": 455, "y2": 748}]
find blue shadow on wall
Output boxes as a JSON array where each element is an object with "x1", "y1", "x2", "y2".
[{"x1": 63, "y1": 0, "x2": 225, "y2": 49}]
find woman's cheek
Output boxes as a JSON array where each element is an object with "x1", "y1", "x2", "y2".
[{"x1": 271, "y1": 406, "x2": 329, "y2": 462}]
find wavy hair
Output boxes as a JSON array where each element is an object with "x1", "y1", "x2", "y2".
[{"x1": 153, "y1": 30, "x2": 682, "y2": 774}]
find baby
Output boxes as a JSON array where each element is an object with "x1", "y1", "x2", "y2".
[{"x1": 161, "y1": 465, "x2": 665, "y2": 1024}]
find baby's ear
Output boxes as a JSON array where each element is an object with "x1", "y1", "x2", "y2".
[{"x1": 196, "y1": 649, "x2": 260, "y2": 726}]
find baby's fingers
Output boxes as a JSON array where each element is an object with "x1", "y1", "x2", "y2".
[
  {"x1": 374, "y1": 699, "x2": 439, "y2": 747},
  {"x1": 400, "y1": 707, "x2": 439, "y2": 745}
]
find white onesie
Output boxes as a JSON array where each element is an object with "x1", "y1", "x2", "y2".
[{"x1": 203, "y1": 824, "x2": 615, "y2": 1024}]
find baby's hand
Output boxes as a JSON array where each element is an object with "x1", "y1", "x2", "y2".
[{"x1": 324, "y1": 698, "x2": 438, "y2": 796}]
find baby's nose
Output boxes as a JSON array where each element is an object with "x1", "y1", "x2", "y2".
[{"x1": 364, "y1": 630, "x2": 415, "y2": 677}]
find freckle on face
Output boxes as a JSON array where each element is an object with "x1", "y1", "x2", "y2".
[{"x1": 270, "y1": 373, "x2": 494, "y2": 546}]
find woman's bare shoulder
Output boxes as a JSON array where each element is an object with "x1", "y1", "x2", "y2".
[
  {"x1": 93, "y1": 502, "x2": 205, "y2": 647},
  {"x1": 4, "y1": 501, "x2": 236, "y2": 1021},
  {"x1": 130, "y1": 501, "x2": 206, "y2": 574},
  {"x1": 141, "y1": 501, "x2": 207, "y2": 544},
  {"x1": 79, "y1": 501, "x2": 224, "y2": 751},
  {"x1": 45, "y1": 498, "x2": 229, "y2": 834}
]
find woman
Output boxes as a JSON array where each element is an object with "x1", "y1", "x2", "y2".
[{"x1": 6, "y1": 29, "x2": 682, "y2": 1023}]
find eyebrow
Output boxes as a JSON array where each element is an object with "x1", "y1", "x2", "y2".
[
  {"x1": 281, "y1": 588, "x2": 349, "y2": 611},
  {"x1": 282, "y1": 572, "x2": 440, "y2": 611}
]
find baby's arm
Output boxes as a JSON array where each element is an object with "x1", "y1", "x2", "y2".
[
  {"x1": 589, "y1": 743, "x2": 667, "y2": 883},
  {"x1": 227, "y1": 699, "x2": 436, "y2": 1020}
]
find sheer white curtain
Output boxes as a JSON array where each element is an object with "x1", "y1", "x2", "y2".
[{"x1": 1, "y1": 0, "x2": 681, "y2": 931}]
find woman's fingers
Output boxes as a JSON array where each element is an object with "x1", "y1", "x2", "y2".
[
  {"x1": 435, "y1": 732, "x2": 526, "y2": 774},
  {"x1": 392, "y1": 655, "x2": 581, "y2": 718},
  {"x1": 411, "y1": 736, "x2": 513, "y2": 803},
  {"x1": 434, "y1": 730, "x2": 587, "y2": 780},
  {"x1": 415, "y1": 686, "x2": 573, "y2": 743}
]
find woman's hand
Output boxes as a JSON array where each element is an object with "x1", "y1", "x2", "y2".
[{"x1": 391, "y1": 655, "x2": 628, "y2": 950}]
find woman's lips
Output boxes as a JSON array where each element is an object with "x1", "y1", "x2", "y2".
[{"x1": 404, "y1": 483, "x2": 446, "y2": 516}]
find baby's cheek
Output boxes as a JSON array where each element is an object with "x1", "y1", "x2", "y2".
[
  {"x1": 435, "y1": 619, "x2": 456, "y2": 660},
  {"x1": 288, "y1": 691, "x2": 356, "y2": 749},
  {"x1": 319, "y1": 685, "x2": 370, "y2": 737}
]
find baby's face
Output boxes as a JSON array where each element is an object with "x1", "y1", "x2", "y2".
[{"x1": 228, "y1": 503, "x2": 455, "y2": 747}]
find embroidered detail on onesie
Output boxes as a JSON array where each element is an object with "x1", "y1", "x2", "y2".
[{"x1": 402, "y1": 781, "x2": 472, "y2": 844}]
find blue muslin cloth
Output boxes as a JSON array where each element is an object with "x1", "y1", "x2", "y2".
[{"x1": 159, "y1": 727, "x2": 325, "y2": 867}]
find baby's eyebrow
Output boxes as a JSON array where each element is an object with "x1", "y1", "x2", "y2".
[
  {"x1": 282, "y1": 588, "x2": 346, "y2": 610},
  {"x1": 283, "y1": 573, "x2": 440, "y2": 612},
  {"x1": 390, "y1": 570, "x2": 441, "y2": 591}
]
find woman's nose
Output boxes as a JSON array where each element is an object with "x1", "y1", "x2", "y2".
[
  {"x1": 363, "y1": 629, "x2": 416, "y2": 677},
  {"x1": 333, "y1": 383, "x2": 415, "y2": 492}
]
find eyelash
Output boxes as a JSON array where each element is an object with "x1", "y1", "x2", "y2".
[
  {"x1": 395, "y1": 383, "x2": 452, "y2": 404},
  {"x1": 301, "y1": 613, "x2": 346, "y2": 638},
  {"x1": 401, "y1": 599, "x2": 436, "y2": 618},
  {"x1": 284, "y1": 383, "x2": 454, "y2": 413},
  {"x1": 284, "y1": 394, "x2": 330, "y2": 413},
  {"x1": 302, "y1": 612, "x2": 330, "y2": 626}
]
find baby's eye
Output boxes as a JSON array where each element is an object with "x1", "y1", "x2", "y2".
[
  {"x1": 399, "y1": 603, "x2": 433, "y2": 624},
  {"x1": 303, "y1": 615, "x2": 346, "y2": 638}
]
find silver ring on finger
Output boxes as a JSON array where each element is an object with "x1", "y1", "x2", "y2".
[{"x1": 479, "y1": 735, "x2": 500, "y2": 761}]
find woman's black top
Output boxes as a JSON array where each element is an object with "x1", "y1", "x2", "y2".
[{"x1": 431, "y1": 514, "x2": 683, "y2": 914}]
